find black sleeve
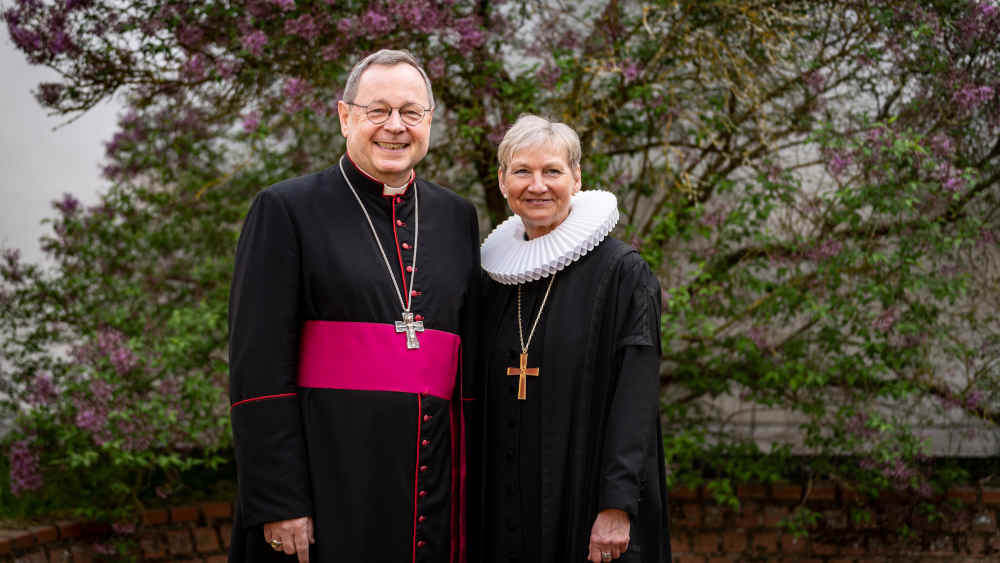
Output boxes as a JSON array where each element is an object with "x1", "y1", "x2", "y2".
[
  {"x1": 228, "y1": 190, "x2": 312, "y2": 528},
  {"x1": 459, "y1": 203, "x2": 483, "y2": 556},
  {"x1": 598, "y1": 255, "x2": 662, "y2": 518}
]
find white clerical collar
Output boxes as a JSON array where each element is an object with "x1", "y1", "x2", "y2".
[
  {"x1": 344, "y1": 152, "x2": 415, "y2": 196},
  {"x1": 481, "y1": 190, "x2": 619, "y2": 285}
]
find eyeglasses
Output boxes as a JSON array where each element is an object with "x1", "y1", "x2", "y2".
[{"x1": 345, "y1": 102, "x2": 433, "y2": 127}]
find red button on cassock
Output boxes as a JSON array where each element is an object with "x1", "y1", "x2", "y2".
[
  {"x1": 395, "y1": 197, "x2": 402, "y2": 204},
  {"x1": 401, "y1": 242, "x2": 411, "y2": 249},
  {"x1": 396, "y1": 219, "x2": 404, "y2": 226},
  {"x1": 418, "y1": 515, "x2": 426, "y2": 523},
  {"x1": 423, "y1": 414, "x2": 431, "y2": 422},
  {"x1": 411, "y1": 290, "x2": 422, "y2": 297},
  {"x1": 421, "y1": 439, "x2": 430, "y2": 447},
  {"x1": 417, "y1": 540, "x2": 426, "y2": 548},
  {"x1": 420, "y1": 465, "x2": 428, "y2": 472},
  {"x1": 419, "y1": 490, "x2": 427, "y2": 497},
  {"x1": 406, "y1": 265, "x2": 414, "y2": 272},
  {"x1": 414, "y1": 314, "x2": 424, "y2": 321}
]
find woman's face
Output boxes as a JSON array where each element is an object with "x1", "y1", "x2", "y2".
[{"x1": 499, "y1": 145, "x2": 581, "y2": 239}]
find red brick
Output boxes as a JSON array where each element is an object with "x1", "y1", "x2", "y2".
[
  {"x1": 773, "y1": 484, "x2": 802, "y2": 501},
  {"x1": 671, "y1": 487, "x2": 700, "y2": 500},
  {"x1": 79, "y1": 522, "x2": 110, "y2": 536},
  {"x1": 167, "y1": 529, "x2": 194, "y2": 555},
  {"x1": 47, "y1": 547, "x2": 74, "y2": 563},
  {"x1": 965, "y1": 534, "x2": 987, "y2": 556},
  {"x1": 828, "y1": 559, "x2": 856, "y2": 563},
  {"x1": 982, "y1": 488, "x2": 1000, "y2": 505},
  {"x1": 671, "y1": 535, "x2": 690, "y2": 554},
  {"x1": 722, "y1": 530, "x2": 746, "y2": 552},
  {"x1": 811, "y1": 482, "x2": 837, "y2": 501},
  {"x1": 143, "y1": 508, "x2": 169, "y2": 526},
  {"x1": 732, "y1": 502, "x2": 761, "y2": 528},
  {"x1": 913, "y1": 511, "x2": 940, "y2": 531},
  {"x1": 922, "y1": 535, "x2": 952, "y2": 556},
  {"x1": 15, "y1": 551, "x2": 47, "y2": 563},
  {"x1": 140, "y1": 532, "x2": 167, "y2": 559},
  {"x1": 0, "y1": 533, "x2": 12, "y2": 556},
  {"x1": 70, "y1": 545, "x2": 94, "y2": 563},
  {"x1": 12, "y1": 530, "x2": 36, "y2": 549},
  {"x1": 841, "y1": 536, "x2": 866, "y2": 555},
  {"x1": 55, "y1": 521, "x2": 81, "y2": 539},
  {"x1": 823, "y1": 509, "x2": 847, "y2": 529},
  {"x1": 692, "y1": 532, "x2": 720, "y2": 554},
  {"x1": 703, "y1": 506, "x2": 727, "y2": 527},
  {"x1": 812, "y1": 540, "x2": 838, "y2": 555},
  {"x1": 206, "y1": 556, "x2": 229, "y2": 563},
  {"x1": 31, "y1": 526, "x2": 58, "y2": 544},
  {"x1": 737, "y1": 484, "x2": 768, "y2": 499},
  {"x1": 948, "y1": 486, "x2": 979, "y2": 504},
  {"x1": 676, "y1": 504, "x2": 703, "y2": 528},
  {"x1": 762, "y1": 505, "x2": 789, "y2": 526},
  {"x1": 171, "y1": 505, "x2": 201, "y2": 523},
  {"x1": 751, "y1": 532, "x2": 778, "y2": 553},
  {"x1": 674, "y1": 556, "x2": 706, "y2": 563},
  {"x1": 781, "y1": 533, "x2": 807, "y2": 553},
  {"x1": 194, "y1": 527, "x2": 221, "y2": 553},
  {"x1": 202, "y1": 501, "x2": 233, "y2": 521},
  {"x1": 707, "y1": 557, "x2": 739, "y2": 563},
  {"x1": 221, "y1": 523, "x2": 233, "y2": 549},
  {"x1": 972, "y1": 510, "x2": 996, "y2": 532}
]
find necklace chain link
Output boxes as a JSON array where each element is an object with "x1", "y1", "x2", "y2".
[
  {"x1": 517, "y1": 273, "x2": 556, "y2": 354},
  {"x1": 339, "y1": 157, "x2": 418, "y2": 312}
]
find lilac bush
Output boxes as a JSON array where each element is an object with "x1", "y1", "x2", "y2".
[{"x1": 1, "y1": 0, "x2": 998, "y2": 531}]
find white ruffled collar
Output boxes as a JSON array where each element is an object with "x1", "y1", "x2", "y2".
[{"x1": 480, "y1": 190, "x2": 619, "y2": 285}]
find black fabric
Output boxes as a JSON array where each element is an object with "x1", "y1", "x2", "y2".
[
  {"x1": 478, "y1": 237, "x2": 671, "y2": 563},
  {"x1": 228, "y1": 156, "x2": 480, "y2": 563}
]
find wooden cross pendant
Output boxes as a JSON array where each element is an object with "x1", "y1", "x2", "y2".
[
  {"x1": 395, "y1": 311, "x2": 424, "y2": 350},
  {"x1": 506, "y1": 352, "x2": 539, "y2": 400}
]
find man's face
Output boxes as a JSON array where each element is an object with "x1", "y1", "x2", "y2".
[{"x1": 338, "y1": 64, "x2": 433, "y2": 187}]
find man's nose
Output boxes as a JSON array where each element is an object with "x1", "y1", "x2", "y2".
[{"x1": 382, "y1": 108, "x2": 406, "y2": 131}]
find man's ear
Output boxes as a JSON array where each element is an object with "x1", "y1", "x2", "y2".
[{"x1": 337, "y1": 101, "x2": 351, "y2": 138}]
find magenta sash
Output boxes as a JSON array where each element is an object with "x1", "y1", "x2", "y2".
[{"x1": 297, "y1": 320, "x2": 459, "y2": 400}]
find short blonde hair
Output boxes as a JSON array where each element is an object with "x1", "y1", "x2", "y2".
[{"x1": 497, "y1": 114, "x2": 582, "y2": 173}]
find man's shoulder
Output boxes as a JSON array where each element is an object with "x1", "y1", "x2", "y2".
[
  {"x1": 416, "y1": 177, "x2": 476, "y2": 214},
  {"x1": 263, "y1": 166, "x2": 338, "y2": 205}
]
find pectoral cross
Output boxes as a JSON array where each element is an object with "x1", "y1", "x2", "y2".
[
  {"x1": 395, "y1": 311, "x2": 424, "y2": 350},
  {"x1": 506, "y1": 352, "x2": 539, "y2": 400}
]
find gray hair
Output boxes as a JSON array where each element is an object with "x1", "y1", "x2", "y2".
[
  {"x1": 342, "y1": 49, "x2": 435, "y2": 108},
  {"x1": 497, "y1": 114, "x2": 582, "y2": 173}
]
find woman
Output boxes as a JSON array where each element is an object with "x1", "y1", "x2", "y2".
[{"x1": 478, "y1": 115, "x2": 670, "y2": 563}]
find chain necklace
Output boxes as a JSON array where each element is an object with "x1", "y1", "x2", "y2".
[
  {"x1": 339, "y1": 157, "x2": 423, "y2": 349},
  {"x1": 506, "y1": 273, "x2": 556, "y2": 400}
]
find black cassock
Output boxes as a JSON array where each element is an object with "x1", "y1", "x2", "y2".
[
  {"x1": 479, "y1": 237, "x2": 671, "y2": 563},
  {"x1": 228, "y1": 156, "x2": 480, "y2": 563}
]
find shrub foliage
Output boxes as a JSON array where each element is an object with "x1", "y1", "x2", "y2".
[{"x1": 2, "y1": 0, "x2": 999, "y2": 525}]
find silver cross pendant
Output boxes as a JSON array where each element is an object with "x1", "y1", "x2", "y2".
[{"x1": 394, "y1": 311, "x2": 424, "y2": 350}]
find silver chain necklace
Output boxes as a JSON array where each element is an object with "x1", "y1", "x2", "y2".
[{"x1": 339, "y1": 157, "x2": 423, "y2": 349}]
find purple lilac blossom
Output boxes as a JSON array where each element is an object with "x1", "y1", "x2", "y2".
[
  {"x1": 453, "y1": 16, "x2": 485, "y2": 50},
  {"x1": 241, "y1": 30, "x2": 268, "y2": 57},
  {"x1": 535, "y1": 63, "x2": 560, "y2": 89},
  {"x1": 285, "y1": 13, "x2": 322, "y2": 41},
  {"x1": 9, "y1": 440, "x2": 43, "y2": 496},
  {"x1": 929, "y1": 133, "x2": 954, "y2": 156},
  {"x1": 361, "y1": 10, "x2": 393, "y2": 35},
  {"x1": 38, "y1": 82, "x2": 64, "y2": 105},
  {"x1": 182, "y1": 54, "x2": 206, "y2": 81},
  {"x1": 177, "y1": 25, "x2": 203, "y2": 48},
  {"x1": 748, "y1": 326, "x2": 770, "y2": 351},
  {"x1": 943, "y1": 175, "x2": 966, "y2": 193},
  {"x1": 271, "y1": 0, "x2": 295, "y2": 10},
  {"x1": 28, "y1": 372, "x2": 56, "y2": 407},
  {"x1": 320, "y1": 44, "x2": 338, "y2": 61},
  {"x1": 427, "y1": 56, "x2": 446, "y2": 79},
  {"x1": 242, "y1": 112, "x2": 261, "y2": 133},
  {"x1": 827, "y1": 150, "x2": 852, "y2": 177},
  {"x1": 282, "y1": 77, "x2": 310, "y2": 99},
  {"x1": 53, "y1": 192, "x2": 80, "y2": 216},
  {"x1": 806, "y1": 239, "x2": 842, "y2": 262},
  {"x1": 803, "y1": 70, "x2": 825, "y2": 94},
  {"x1": 48, "y1": 29, "x2": 71, "y2": 54},
  {"x1": 216, "y1": 59, "x2": 239, "y2": 79},
  {"x1": 622, "y1": 60, "x2": 640, "y2": 83},
  {"x1": 112, "y1": 522, "x2": 137, "y2": 535},
  {"x1": 952, "y1": 84, "x2": 994, "y2": 111}
]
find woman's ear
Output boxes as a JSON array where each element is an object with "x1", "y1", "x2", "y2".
[{"x1": 498, "y1": 168, "x2": 508, "y2": 198}]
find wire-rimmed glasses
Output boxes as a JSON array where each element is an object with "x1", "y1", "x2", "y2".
[{"x1": 346, "y1": 102, "x2": 433, "y2": 127}]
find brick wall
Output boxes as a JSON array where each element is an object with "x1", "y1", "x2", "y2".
[
  {"x1": 3, "y1": 486, "x2": 999, "y2": 561},
  {"x1": 671, "y1": 484, "x2": 1000, "y2": 562},
  {"x1": 0, "y1": 502, "x2": 232, "y2": 562}
]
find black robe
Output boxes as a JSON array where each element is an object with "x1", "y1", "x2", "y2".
[
  {"x1": 478, "y1": 237, "x2": 670, "y2": 563},
  {"x1": 228, "y1": 156, "x2": 480, "y2": 563}
]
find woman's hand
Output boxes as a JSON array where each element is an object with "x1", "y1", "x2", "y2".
[
  {"x1": 587, "y1": 508, "x2": 630, "y2": 562},
  {"x1": 263, "y1": 516, "x2": 315, "y2": 562}
]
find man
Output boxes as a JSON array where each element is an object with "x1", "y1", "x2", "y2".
[{"x1": 228, "y1": 50, "x2": 480, "y2": 563}]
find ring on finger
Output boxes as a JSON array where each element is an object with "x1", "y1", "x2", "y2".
[
  {"x1": 601, "y1": 551, "x2": 612, "y2": 562},
  {"x1": 269, "y1": 538, "x2": 283, "y2": 550}
]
